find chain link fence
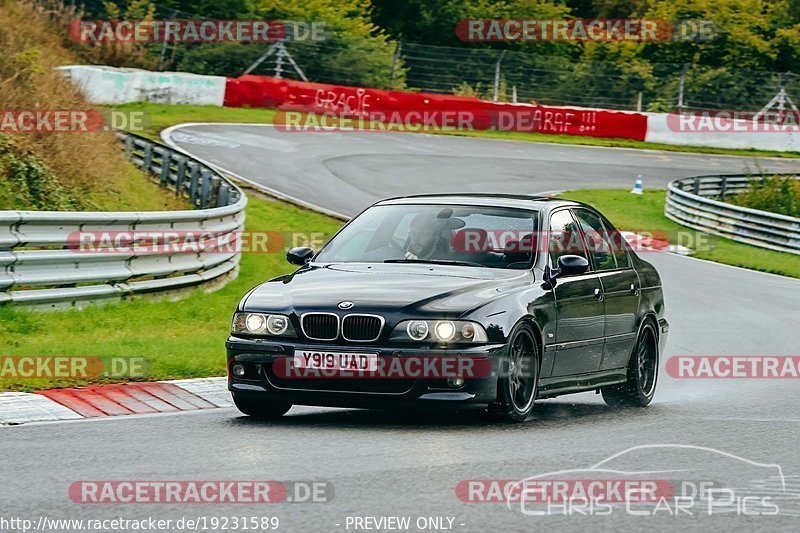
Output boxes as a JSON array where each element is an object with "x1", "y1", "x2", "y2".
[{"x1": 265, "y1": 40, "x2": 799, "y2": 113}]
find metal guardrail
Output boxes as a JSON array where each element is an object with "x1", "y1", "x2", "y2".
[
  {"x1": 0, "y1": 132, "x2": 247, "y2": 308},
  {"x1": 665, "y1": 174, "x2": 800, "y2": 255}
]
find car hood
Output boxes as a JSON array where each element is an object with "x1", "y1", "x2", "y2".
[{"x1": 242, "y1": 263, "x2": 531, "y2": 316}]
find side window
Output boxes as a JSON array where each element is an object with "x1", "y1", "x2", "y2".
[
  {"x1": 549, "y1": 210, "x2": 588, "y2": 268},
  {"x1": 572, "y1": 209, "x2": 617, "y2": 271},
  {"x1": 600, "y1": 215, "x2": 631, "y2": 269}
]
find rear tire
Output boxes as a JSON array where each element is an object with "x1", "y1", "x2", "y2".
[
  {"x1": 602, "y1": 322, "x2": 658, "y2": 408},
  {"x1": 487, "y1": 323, "x2": 539, "y2": 423},
  {"x1": 232, "y1": 394, "x2": 292, "y2": 418}
]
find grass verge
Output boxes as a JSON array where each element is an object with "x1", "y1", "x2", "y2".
[
  {"x1": 113, "y1": 103, "x2": 277, "y2": 141},
  {"x1": 558, "y1": 189, "x2": 800, "y2": 279},
  {"x1": 0, "y1": 3, "x2": 189, "y2": 212},
  {"x1": 114, "y1": 102, "x2": 800, "y2": 159}
]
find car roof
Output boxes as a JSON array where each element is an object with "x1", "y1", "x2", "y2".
[{"x1": 374, "y1": 193, "x2": 582, "y2": 211}]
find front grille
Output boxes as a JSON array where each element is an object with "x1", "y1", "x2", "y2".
[
  {"x1": 301, "y1": 313, "x2": 339, "y2": 341},
  {"x1": 342, "y1": 315, "x2": 383, "y2": 342}
]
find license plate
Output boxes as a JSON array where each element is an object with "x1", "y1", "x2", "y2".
[{"x1": 293, "y1": 350, "x2": 378, "y2": 372}]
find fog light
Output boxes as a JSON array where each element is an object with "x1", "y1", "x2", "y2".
[
  {"x1": 231, "y1": 363, "x2": 246, "y2": 377},
  {"x1": 447, "y1": 376, "x2": 465, "y2": 388}
]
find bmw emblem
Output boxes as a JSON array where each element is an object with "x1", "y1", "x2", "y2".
[{"x1": 338, "y1": 301, "x2": 354, "y2": 310}]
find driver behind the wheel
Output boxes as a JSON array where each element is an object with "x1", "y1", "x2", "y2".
[{"x1": 405, "y1": 209, "x2": 465, "y2": 260}]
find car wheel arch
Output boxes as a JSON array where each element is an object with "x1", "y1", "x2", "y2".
[
  {"x1": 625, "y1": 313, "x2": 659, "y2": 368},
  {"x1": 515, "y1": 316, "x2": 545, "y2": 372}
]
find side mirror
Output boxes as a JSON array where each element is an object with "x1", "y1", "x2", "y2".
[
  {"x1": 545, "y1": 255, "x2": 589, "y2": 286},
  {"x1": 557, "y1": 255, "x2": 590, "y2": 276},
  {"x1": 286, "y1": 246, "x2": 314, "y2": 266}
]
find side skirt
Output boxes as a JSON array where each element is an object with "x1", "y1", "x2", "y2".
[{"x1": 537, "y1": 369, "x2": 627, "y2": 399}]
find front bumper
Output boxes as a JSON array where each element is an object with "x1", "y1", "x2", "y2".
[{"x1": 226, "y1": 336, "x2": 505, "y2": 410}]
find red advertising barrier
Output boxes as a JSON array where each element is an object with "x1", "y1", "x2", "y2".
[{"x1": 223, "y1": 75, "x2": 647, "y2": 140}]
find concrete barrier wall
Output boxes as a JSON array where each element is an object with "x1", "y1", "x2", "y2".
[
  {"x1": 58, "y1": 66, "x2": 227, "y2": 106},
  {"x1": 223, "y1": 74, "x2": 649, "y2": 140},
  {"x1": 645, "y1": 112, "x2": 800, "y2": 152},
  {"x1": 60, "y1": 65, "x2": 800, "y2": 152}
]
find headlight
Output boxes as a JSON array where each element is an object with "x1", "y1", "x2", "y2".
[
  {"x1": 434, "y1": 321, "x2": 456, "y2": 341},
  {"x1": 246, "y1": 314, "x2": 266, "y2": 333},
  {"x1": 266, "y1": 315, "x2": 289, "y2": 335},
  {"x1": 232, "y1": 312, "x2": 296, "y2": 337},
  {"x1": 391, "y1": 320, "x2": 488, "y2": 344},
  {"x1": 406, "y1": 320, "x2": 429, "y2": 341}
]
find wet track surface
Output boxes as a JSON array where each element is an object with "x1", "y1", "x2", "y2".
[
  {"x1": 163, "y1": 123, "x2": 800, "y2": 216},
  {"x1": 2, "y1": 126, "x2": 799, "y2": 532}
]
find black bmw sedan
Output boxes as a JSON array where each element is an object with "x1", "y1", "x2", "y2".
[{"x1": 226, "y1": 194, "x2": 668, "y2": 423}]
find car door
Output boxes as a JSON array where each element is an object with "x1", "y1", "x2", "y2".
[
  {"x1": 572, "y1": 208, "x2": 640, "y2": 371},
  {"x1": 548, "y1": 209, "x2": 605, "y2": 376}
]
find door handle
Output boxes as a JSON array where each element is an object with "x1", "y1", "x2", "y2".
[
  {"x1": 630, "y1": 283, "x2": 639, "y2": 295},
  {"x1": 594, "y1": 288, "x2": 604, "y2": 301}
]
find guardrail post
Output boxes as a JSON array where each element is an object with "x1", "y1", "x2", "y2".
[
  {"x1": 189, "y1": 165, "x2": 201, "y2": 205},
  {"x1": 124, "y1": 136, "x2": 134, "y2": 159},
  {"x1": 209, "y1": 176, "x2": 221, "y2": 207},
  {"x1": 200, "y1": 170, "x2": 212, "y2": 208},
  {"x1": 143, "y1": 144, "x2": 154, "y2": 172},
  {"x1": 160, "y1": 151, "x2": 172, "y2": 186},
  {"x1": 720, "y1": 176, "x2": 728, "y2": 200},
  {"x1": 175, "y1": 156, "x2": 187, "y2": 196},
  {"x1": 693, "y1": 178, "x2": 700, "y2": 195},
  {"x1": 217, "y1": 184, "x2": 230, "y2": 207}
]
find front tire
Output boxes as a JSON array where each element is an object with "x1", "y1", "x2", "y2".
[
  {"x1": 232, "y1": 393, "x2": 292, "y2": 419},
  {"x1": 602, "y1": 322, "x2": 658, "y2": 408},
  {"x1": 488, "y1": 323, "x2": 539, "y2": 423}
]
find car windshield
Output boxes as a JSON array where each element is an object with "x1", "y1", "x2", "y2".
[{"x1": 314, "y1": 204, "x2": 538, "y2": 269}]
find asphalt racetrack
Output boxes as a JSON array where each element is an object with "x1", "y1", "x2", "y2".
[
  {"x1": 2, "y1": 125, "x2": 799, "y2": 532},
  {"x1": 163, "y1": 123, "x2": 800, "y2": 217}
]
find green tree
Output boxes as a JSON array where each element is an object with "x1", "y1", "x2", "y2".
[
  {"x1": 176, "y1": 42, "x2": 263, "y2": 76},
  {"x1": 244, "y1": 0, "x2": 401, "y2": 88}
]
